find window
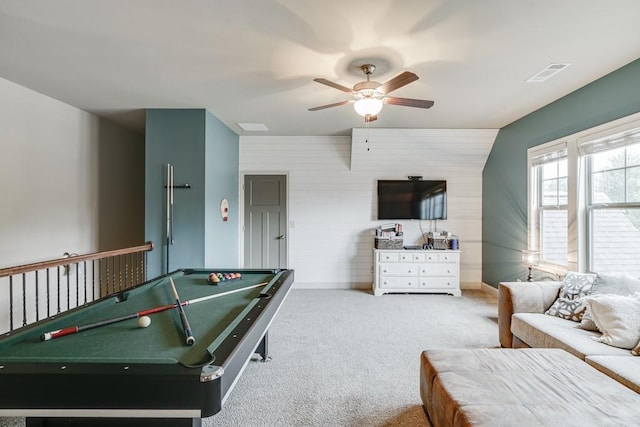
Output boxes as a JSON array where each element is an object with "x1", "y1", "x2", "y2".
[
  {"x1": 527, "y1": 112, "x2": 640, "y2": 276},
  {"x1": 582, "y1": 128, "x2": 640, "y2": 276},
  {"x1": 529, "y1": 145, "x2": 568, "y2": 270}
]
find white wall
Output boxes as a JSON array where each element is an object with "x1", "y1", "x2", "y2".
[
  {"x1": 0, "y1": 77, "x2": 144, "y2": 266},
  {"x1": 0, "y1": 77, "x2": 101, "y2": 267},
  {"x1": 239, "y1": 128, "x2": 498, "y2": 289},
  {"x1": 0, "y1": 77, "x2": 144, "y2": 333}
]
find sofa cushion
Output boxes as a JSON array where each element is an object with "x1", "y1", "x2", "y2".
[
  {"x1": 586, "y1": 356, "x2": 640, "y2": 393},
  {"x1": 545, "y1": 271, "x2": 596, "y2": 322},
  {"x1": 584, "y1": 293, "x2": 640, "y2": 349},
  {"x1": 579, "y1": 273, "x2": 640, "y2": 331},
  {"x1": 420, "y1": 348, "x2": 640, "y2": 427},
  {"x1": 511, "y1": 313, "x2": 630, "y2": 359}
]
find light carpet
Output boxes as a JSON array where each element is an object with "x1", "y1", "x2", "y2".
[{"x1": 0, "y1": 289, "x2": 499, "y2": 426}]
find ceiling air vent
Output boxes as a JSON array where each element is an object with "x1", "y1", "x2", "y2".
[{"x1": 526, "y1": 63, "x2": 571, "y2": 83}]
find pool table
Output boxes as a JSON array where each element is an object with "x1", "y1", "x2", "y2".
[{"x1": 0, "y1": 268, "x2": 294, "y2": 427}]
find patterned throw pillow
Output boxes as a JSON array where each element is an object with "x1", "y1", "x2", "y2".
[
  {"x1": 632, "y1": 339, "x2": 640, "y2": 356},
  {"x1": 545, "y1": 271, "x2": 596, "y2": 321}
]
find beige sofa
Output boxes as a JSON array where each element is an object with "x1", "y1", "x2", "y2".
[{"x1": 499, "y1": 281, "x2": 640, "y2": 393}]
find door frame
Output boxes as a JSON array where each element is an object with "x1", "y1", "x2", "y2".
[{"x1": 238, "y1": 171, "x2": 290, "y2": 268}]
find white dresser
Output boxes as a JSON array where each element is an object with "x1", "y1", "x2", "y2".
[{"x1": 373, "y1": 249, "x2": 461, "y2": 297}]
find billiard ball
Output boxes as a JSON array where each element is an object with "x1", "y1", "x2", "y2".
[{"x1": 138, "y1": 316, "x2": 151, "y2": 328}]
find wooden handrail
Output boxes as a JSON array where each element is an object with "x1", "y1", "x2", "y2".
[{"x1": 0, "y1": 242, "x2": 154, "y2": 278}]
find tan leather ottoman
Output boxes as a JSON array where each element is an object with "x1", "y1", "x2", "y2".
[{"x1": 420, "y1": 348, "x2": 640, "y2": 427}]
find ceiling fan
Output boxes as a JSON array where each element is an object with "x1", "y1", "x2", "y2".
[{"x1": 308, "y1": 64, "x2": 434, "y2": 122}]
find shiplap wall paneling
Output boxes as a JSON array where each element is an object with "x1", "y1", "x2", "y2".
[{"x1": 240, "y1": 129, "x2": 497, "y2": 290}]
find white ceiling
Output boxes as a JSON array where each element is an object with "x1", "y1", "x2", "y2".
[{"x1": 1, "y1": 0, "x2": 639, "y2": 136}]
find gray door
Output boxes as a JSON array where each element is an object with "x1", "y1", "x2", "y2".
[{"x1": 244, "y1": 175, "x2": 287, "y2": 268}]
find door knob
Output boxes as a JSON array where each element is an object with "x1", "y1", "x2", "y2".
[{"x1": 276, "y1": 234, "x2": 286, "y2": 240}]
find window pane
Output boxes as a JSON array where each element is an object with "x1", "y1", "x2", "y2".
[
  {"x1": 542, "y1": 162, "x2": 558, "y2": 179},
  {"x1": 591, "y1": 208, "x2": 640, "y2": 276},
  {"x1": 558, "y1": 177, "x2": 568, "y2": 205},
  {"x1": 627, "y1": 166, "x2": 640, "y2": 203},
  {"x1": 592, "y1": 169, "x2": 625, "y2": 204},
  {"x1": 542, "y1": 179, "x2": 558, "y2": 205},
  {"x1": 557, "y1": 158, "x2": 567, "y2": 177},
  {"x1": 591, "y1": 146, "x2": 625, "y2": 172},
  {"x1": 627, "y1": 144, "x2": 640, "y2": 168},
  {"x1": 541, "y1": 210, "x2": 567, "y2": 266}
]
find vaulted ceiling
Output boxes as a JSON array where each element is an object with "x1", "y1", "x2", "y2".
[{"x1": 1, "y1": 1, "x2": 639, "y2": 136}]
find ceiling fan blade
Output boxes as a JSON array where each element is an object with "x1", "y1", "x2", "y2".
[
  {"x1": 384, "y1": 97, "x2": 434, "y2": 109},
  {"x1": 308, "y1": 100, "x2": 352, "y2": 111},
  {"x1": 313, "y1": 78, "x2": 353, "y2": 93},
  {"x1": 365, "y1": 114, "x2": 377, "y2": 123},
  {"x1": 377, "y1": 71, "x2": 419, "y2": 94}
]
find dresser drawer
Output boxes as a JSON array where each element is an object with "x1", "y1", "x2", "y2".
[
  {"x1": 419, "y1": 264, "x2": 456, "y2": 276},
  {"x1": 424, "y1": 252, "x2": 460, "y2": 262},
  {"x1": 378, "y1": 252, "x2": 399, "y2": 262},
  {"x1": 399, "y1": 252, "x2": 425, "y2": 262},
  {"x1": 379, "y1": 263, "x2": 419, "y2": 276},
  {"x1": 380, "y1": 276, "x2": 419, "y2": 289},
  {"x1": 419, "y1": 277, "x2": 457, "y2": 289}
]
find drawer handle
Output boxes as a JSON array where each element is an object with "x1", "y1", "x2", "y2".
[
  {"x1": 407, "y1": 270, "x2": 412, "y2": 274},
  {"x1": 447, "y1": 270, "x2": 451, "y2": 274},
  {"x1": 383, "y1": 269, "x2": 388, "y2": 273},
  {"x1": 408, "y1": 282, "x2": 413, "y2": 286}
]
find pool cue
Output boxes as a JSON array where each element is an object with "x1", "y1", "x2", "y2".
[
  {"x1": 169, "y1": 277, "x2": 195, "y2": 345},
  {"x1": 165, "y1": 164, "x2": 172, "y2": 273},
  {"x1": 40, "y1": 281, "x2": 268, "y2": 341},
  {"x1": 169, "y1": 164, "x2": 174, "y2": 245},
  {"x1": 40, "y1": 302, "x2": 178, "y2": 341}
]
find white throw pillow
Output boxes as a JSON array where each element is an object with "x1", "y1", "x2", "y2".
[
  {"x1": 583, "y1": 292, "x2": 640, "y2": 349},
  {"x1": 579, "y1": 274, "x2": 640, "y2": 331}
]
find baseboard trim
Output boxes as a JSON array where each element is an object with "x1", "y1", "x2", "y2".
[
  {"x1": 292, "y1": 282, "x2": 489, "y2": 292},
  {"x1": 481, "y1": 282, "x2": 498, "y2": 298},
  {"x1": 293, "y1": 282, "x2": 371, "y2": 290}
]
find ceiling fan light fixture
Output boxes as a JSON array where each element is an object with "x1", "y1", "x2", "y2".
[{"x1": 354, "y1": 98, "x2": 383, "y2": 117}]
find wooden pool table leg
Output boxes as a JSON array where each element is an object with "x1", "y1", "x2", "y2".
[{"x1": 256, "y1": 332, "x2": 271, "y2": 362}]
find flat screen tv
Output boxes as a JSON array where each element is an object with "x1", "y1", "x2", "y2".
[{"x1": 377, "y1": 180, "x2": 447, "y2": 220}]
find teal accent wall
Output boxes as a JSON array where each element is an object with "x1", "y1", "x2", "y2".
[
  {"x1": 204, "y1": 111, "x2": 239, "y2": 268},
  {"x1": 145, "y1": 109, "x2": 239, "y2": 277},
  {"x1": 482, "y1": 58, "x2": 640, "y2": 287}
]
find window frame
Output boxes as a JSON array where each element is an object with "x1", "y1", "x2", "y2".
[
  {"x1": 526, "y1": 112, "x2": 640, "y2": 276},
  {"x1": 583, "y1": 139, "x2": 640, "y2": 273}
]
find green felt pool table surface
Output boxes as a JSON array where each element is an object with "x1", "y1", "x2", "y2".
[
  {"x1": 0, "y1": 268, "x2": 294, "y2": 425},
  {"x1": 0, "y1": 269, "x2": 275, "y2": 367}
]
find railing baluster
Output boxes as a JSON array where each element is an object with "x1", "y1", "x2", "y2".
[
  {"x1": 57, "y1": 266, "x2": 61, "y2": 314},
  {"x1": 9, "y1": 276, "x2": 14, "y2": 331},
  {"x1": 1, "y1": 242, "x2": 153, "y2": 333},
  {"x1": 46, "y1": 268, "x2": 50, "y2": 317},
  {"x1": 22, "y1": 273, "x2": 27, "y2": 327},
  {"x1": 83, "y1": 261, "x2": 88, "y2": 305},
  {"x1": 66, "y1": 264, "x2": 70, "y2": 311},
  {"x1": 35, "y1": 271, "x2": 39, "y2": 322},
  {"x1": 75, "y1": 262, "x2": 79, "y2": 308},
  {"x1": 125, "y1": 253, "x2": 130, "y2": 289},
  {"x1": 106, "y1": 257, "x2": 110, "y2": 296}
]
